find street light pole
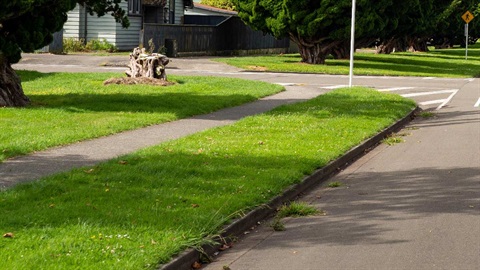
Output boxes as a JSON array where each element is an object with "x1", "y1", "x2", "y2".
[{"x1": 349, "y1": 0, "x2": 356, "y2": 87}]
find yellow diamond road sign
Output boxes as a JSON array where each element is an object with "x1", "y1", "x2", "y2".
[{"x1": 462, "y1": 11, "x2": 474, "y2": 24}]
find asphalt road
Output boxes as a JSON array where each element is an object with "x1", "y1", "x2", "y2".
[
  {"x1": 204, "y1": 76, "x2": 480, "y2": 270},
  {"x1": 12, "y1": 54, "x2": 480, "y2": 269}
]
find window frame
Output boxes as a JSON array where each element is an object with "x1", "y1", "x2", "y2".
[{"x1": 128, "y1": 0, "x2": 142, "y2": 16}]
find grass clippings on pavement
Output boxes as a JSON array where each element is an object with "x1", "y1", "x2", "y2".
[{"x1": 0, "y1": 87, "x2": 416, "y2": 270}]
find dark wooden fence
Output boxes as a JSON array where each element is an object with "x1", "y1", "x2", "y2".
[{"x1": 143, "y1": 16, "x2": 290, "y2": 57}]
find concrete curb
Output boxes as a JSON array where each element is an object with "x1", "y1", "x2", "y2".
[{"x1": 158, "y1": 106, "x2": 420, "y2": 270}]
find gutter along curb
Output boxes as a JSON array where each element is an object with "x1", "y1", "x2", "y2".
[{"x1": 159, "y1": 107, "x2": 420, "y2": 270}]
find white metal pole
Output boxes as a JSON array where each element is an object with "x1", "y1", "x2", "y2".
[
  {"x1": 349, "y1": 0, "x2": 356, "y2": 87},
  {"x1": 465, "y1": 23, "x2": 469, "y2": 60}
]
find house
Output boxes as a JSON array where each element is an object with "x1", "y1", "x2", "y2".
[
  {"x1": 61, "y1": 0, "x2": 292, "y2": 55},
  {"x1": 184, "y1": 1, "x2": 237, "y2": 26},
  {"x1": 63, "y1": 0, "x2": 193, "y2": 51}
]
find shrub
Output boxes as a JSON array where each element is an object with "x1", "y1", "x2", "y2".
[
  {"x1": 85, "y1": 39, "x2": 118, "y2": 52},
  {"x1": 63, "y1": 38, "x2": 86, "y2": 53}
]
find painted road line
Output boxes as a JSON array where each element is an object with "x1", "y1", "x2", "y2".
[
  {"x1": 435, "y1": 90, "x2": 459, "y2": 110},
  {"x1": 474, "y1": 98, "x2": 480, "y2": 108},
  {"x1": 378, "y1": 87, "x2": 415, "y2": 92},
  {"x1": 401, "y1": 89, "x2": 458, "y2": 98},
  {"x1": 419, "y1": 99, "x2": 446, "y2": 106}
]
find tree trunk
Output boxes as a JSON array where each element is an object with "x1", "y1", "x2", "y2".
[
  {"x1": 376, "y1": 37, "x2": 406, "y2": 54},
  {"x1": 0, "y1": 55, "x2": 30, "y2": 107},
  {"x1": 406, "y1": 37, "x2": 429, "y2": 52},
  {"x1": 331, "y1": 41, "x2": 350, "y2": 60},
  {"x1": 298, "y1": 44, "x2": 327, "y2": 64},
  {"x1": 290, "y1": 33, "x2": 336, "y2": 65}
]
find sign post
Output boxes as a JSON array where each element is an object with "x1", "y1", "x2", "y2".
[
  {"x1": 349, "y1": 0, "x2": 356, "y2": 87},
  {"x1": 461, "y1": 11, "x2": 474, "y2": 60}
]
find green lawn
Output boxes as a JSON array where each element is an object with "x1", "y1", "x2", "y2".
[
  {"x1": 215, "y1": 44, "x2": 480, "y2": 78},
  {"x1": 0, "y1": 88, "x2": 416, "y2": 269},
  {"x1": 0, "y1": 71, "x2": 283, "y2": 162}
]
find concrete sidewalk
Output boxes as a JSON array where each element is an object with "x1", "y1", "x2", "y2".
[{"x1": 2, "y1": 54, "x2": 326, "y2": 188}]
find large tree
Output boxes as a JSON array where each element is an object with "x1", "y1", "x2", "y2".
[
  {"x1": 374, "y1": 0, "x2": 438, "y2": 53},
  {"x1": 0, "y1": 0, "x2": 129, "y2": 107},
  {"x1": 376, "y1": 0, "x2": 479, "y2": 53},
  {"x1": 431, "y1": 0, "x2": 480, "y2": 48},
  {"x1": 233, "y1": 0, "x2": 393, "y2": 64}
]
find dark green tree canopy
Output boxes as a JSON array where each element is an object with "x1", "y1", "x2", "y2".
[
  {"x1": 234, "y1": 0, "x2": 393, "y2": 63},
  {"x1": 234, "y1": 0, "x2": 480, "y2": 63},
  {"x1": 0, "y1": 0, "x2": 129, "y2": 107}
]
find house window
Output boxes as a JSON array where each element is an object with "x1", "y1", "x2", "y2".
[{"x1": 129, "y1": 0, "x2": 142, "y2": 15}]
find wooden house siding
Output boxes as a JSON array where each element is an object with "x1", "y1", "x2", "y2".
[
  {"x1": 63, "y1": 2, "x2": 141, "y2": 50},
  {"x1": 86, "y1": 15, "x2": 117, "y2": 45},
  {"x1": 174, "y1": 0, "x2": 184, "y2": 24},
  {"x1": 63, "y1": 5, "x2": 86, "y2": 40},
  {"x1": 115, "y1": 15, "x2": 142, "y2": 50}
]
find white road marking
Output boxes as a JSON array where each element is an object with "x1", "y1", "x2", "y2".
[
  {"x1": 474, "y1": 98, "x2": 480, "y2": 108},
  {"x1": 378, "y1": 87, "x2": 415, "y2": 92},
  {"x1": 422, "y1": 77, "x2": 435, "y2": 80},
  {"x1": 419, "y1": 99, "x2": 446, "y2": 106},
  {"x1": 380, "y1": 88, "x2": 460, "y2": 110},
  {"x1": 401, "y1": 89, "x2": 458, "y2": 98},
  {"x1": 435, "y1": 90, "x2": 459, "y2": 110}
]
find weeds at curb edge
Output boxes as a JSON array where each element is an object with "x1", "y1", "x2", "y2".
[
  {"x1": 159, "y1": 106, "x2": 420, "y2": 270},
  {"x1": 270, "y1": 202, "x2": 323, "y2": 231}
]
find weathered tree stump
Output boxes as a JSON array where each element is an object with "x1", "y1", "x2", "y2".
[{"x1": 125, "y1": 47, "x2": 169, "y2": 80}]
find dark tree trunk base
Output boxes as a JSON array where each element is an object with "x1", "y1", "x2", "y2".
[
  {"x1": 376, "y1": 37, "x2": 406, "y2": 54},
  {"x1": 298, "y1": 44, "x2": 327, "y2": 64},
  {"x1": 407, "y1": 37, "x2": 429, "y2": 52},
  {"x1": 0, "y1": 56, "x2": 30, "y2": 107},
  {"x1": 331, "y1": 41, "x2": 350, "y2": 60}
]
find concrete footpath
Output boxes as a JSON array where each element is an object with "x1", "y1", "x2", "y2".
[
  {"x1": 3, "y1": 54, "x2": 326, "y2": 188},
  {"x1": 0, "y1": 85, "x2": 324, "y2": 188}
]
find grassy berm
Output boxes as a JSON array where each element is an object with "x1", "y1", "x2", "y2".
[{"x1": 0, "y1": 87, "x2": 416, "y2": 269}]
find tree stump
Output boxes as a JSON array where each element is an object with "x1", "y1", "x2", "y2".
[{"x1": 125, "y1": 47, "x2": 169, "y2": 80}]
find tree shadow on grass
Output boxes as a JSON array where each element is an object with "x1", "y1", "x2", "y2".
[
  {"x1": 16, "y1": 70, "x2": 56, "y2": 82},
  {"x1": 353, "y1": 55, "x2": 480, "y2": 77},
  {"x1": 2, "y1": 149, "x2": 478, "y2": 250},
  {"x1": 26, "y1": 92, "x2": 260, "y2": 116}
]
